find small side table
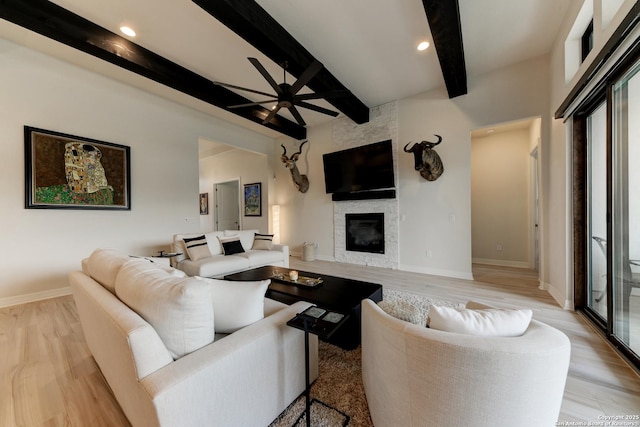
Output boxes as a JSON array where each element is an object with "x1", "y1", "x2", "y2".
[
  {"x1": 146, "y1": 251, "x2": 183, "y2": 266},
  {"x1": 287, "y1": 306, "x2": 349, "y2": 427}
]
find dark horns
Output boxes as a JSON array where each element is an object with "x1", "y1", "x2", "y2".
[
  {"x1": 282, "y1": 140, "x2": 308, "y2": 159},
  {"x1": 404, "y1": 134, "x2": 442, "y2": 152}
]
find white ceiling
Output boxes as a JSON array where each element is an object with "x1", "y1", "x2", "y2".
[{"x1": 1, "y1": 0, "x2": 572, "y2": 135}]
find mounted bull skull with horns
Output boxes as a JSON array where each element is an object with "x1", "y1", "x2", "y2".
[
  {"x1": 281, "y1": 140, "x2": 310, "y2": 193},
  {"x1": 404, "y1": 134, "x2": 444, "y2": 181}
]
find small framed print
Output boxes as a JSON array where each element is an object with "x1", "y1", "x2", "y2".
[
  {"x1": 199, "y1": 192, "x2": 209, "y2": 215},
  {"x1": 243, "y1": 182, "x2": 261, "y2": 216}
]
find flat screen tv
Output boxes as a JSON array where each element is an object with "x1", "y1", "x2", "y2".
[{"x1": 322, "y1": 140, "x2": 395, "y2": 194}]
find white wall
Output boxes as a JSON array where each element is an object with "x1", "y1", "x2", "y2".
[
  {"x1": 397, "y1": 57, "x2": 551, "y2": 280},
  {"x1": 273, "y1": 56, "x2": 551, "y2": 281},
  {"x1": 471, "y1": 129, "x2": 530, "y2": 267},
  {"x1": 273, "y1": 125, "x2": 335, "y2": 257},
  {"x1": 0, "y1": 37, "x2": 273, "y2": 305},
  {"x1": 199, "y1": 148, "x2": 271, "y2": 233}
]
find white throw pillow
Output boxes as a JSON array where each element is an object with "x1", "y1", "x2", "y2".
[
  {"x1": 183, "y1": 235, "x2": 212, "y2": 261},
  {"x1": 115, "y1": 260, "x2": 214, "y2": 359},
  {"x1": 251, "y1": 233, "x2": 274, "y2": 250},
  {"x1": 427, "y1": 305, "x2": 533, "y2": 337},
  {"x1": 86, "y1": 248, "x2": 132, "y2": 294},
  {"x1": 195, "y1": 276, "x2": 270, "y2": 333}
]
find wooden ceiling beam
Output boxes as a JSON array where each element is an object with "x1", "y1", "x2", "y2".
[
  {"x1": 422, "y1": 0, "x2": 468, "y2": 98},
  {"x1": 0, "y1": 0, "x2": 306, "y2": 139},
  {"x1": 192, "y1": 0, "x2": 370, "y2": 125}
]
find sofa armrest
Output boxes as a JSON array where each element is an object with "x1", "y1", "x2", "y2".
[
  {"x1": 140, "y1": 300, "x2": 317, "y2": 427},
  {"x1": 271, "y1": 244, "x2": 289, "y2": 267}
]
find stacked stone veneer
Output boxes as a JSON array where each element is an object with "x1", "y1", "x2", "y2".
[{"x1": 331, "y1": 101, "x2": 399, "y2": 269}]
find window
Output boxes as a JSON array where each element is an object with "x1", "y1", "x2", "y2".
[
  {"x1": 581, "y1": 20, "x2": 594, "y2": 62},
  {"x1": 586, "y1": 102, "x2": 607, "y2": 321}
]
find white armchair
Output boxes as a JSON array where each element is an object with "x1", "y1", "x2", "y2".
[{"x1": 361, "y1": 299, "x2": 571, "y2": 427}]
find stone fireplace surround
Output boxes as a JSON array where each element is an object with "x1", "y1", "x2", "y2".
[
  {"x1": 331, "y1": 102, "x2": 399, "y2": 269},
  {"x1": 334, "y1": 199, "x2": 398, "y2": 269}
]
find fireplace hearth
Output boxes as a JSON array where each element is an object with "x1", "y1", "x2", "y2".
[{"x1": 345, "y1": 213, "x2": 385, "y2": 254}]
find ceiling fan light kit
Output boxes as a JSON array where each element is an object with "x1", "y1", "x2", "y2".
[{"x1": 214, "y1": 57, "x2": 347, "y2": 126}]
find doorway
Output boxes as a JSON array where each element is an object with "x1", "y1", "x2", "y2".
[
  {"x1": 214, "y1": 179, "x2": 240, "y2": 231},
  {"x1": 471, "y1": 118, "x2": 541, "y2": 274}
]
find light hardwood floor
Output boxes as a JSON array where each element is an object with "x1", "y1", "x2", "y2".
[{"x1": 1, "y1": 260, "x2": 639, "y2": 426}]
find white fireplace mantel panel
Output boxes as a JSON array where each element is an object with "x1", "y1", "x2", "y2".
[{"x1": 332, "y1": 102, "x2": 399, "y2": 268}]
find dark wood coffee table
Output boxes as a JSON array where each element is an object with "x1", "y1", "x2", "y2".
[{"x1": 225, "y1": 265, "x2": 383, "y2": 350}]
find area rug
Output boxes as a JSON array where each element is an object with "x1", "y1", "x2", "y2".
[{"x1": 269, "y1": 289, "x2": 461, "y2": 427}]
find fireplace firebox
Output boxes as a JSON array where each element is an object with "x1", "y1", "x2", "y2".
[{"x1": 345, "y1": 213, "x2": 385, "y2": 254}]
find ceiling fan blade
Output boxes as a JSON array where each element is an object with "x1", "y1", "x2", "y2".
[
  {"x1": 290, "y1": 60, "x2": 324, "y2": 95},
  {"x1": 295, "y1": 101, "x2": 340, "y2": 117},
  {"x1": 288, "y1": 106, "x2": 307, "y2": 127},
  {"x1": 213, "y1": 81, "x2": 274, "y2": 98},
  {"x1": 248, "y1": 57, "x2": 283, "y2": 95},
  {"x1": 228, "y1": 99, "x2": 278, "y2": 108},
  {"x1": 262, "y1": 105, "x2": 282, "y2": 124},
  {"x1": 295, "y1": 90, "x2": 350, "y2": 101}
]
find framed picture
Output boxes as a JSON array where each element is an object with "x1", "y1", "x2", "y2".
[
  {"x1": 243, "y1": 182, "x2": 262, "y2": 216},
  {"x1": 24, "y1": 126, "x2": 131, "y2": 210},
  {"x1": 199, "y1": 192, "x2": 209, "y2": 215}
]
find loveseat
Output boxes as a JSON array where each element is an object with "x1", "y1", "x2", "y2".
[
  {"x1": 70, "y1": 248, "x2": 317, "y2": 427},
  {"x1": 361, "y1": 299, "x2": 571, "y2": 427},
  {"x1": 172, "y1": 229, "x2": 289, "y2": 277}
]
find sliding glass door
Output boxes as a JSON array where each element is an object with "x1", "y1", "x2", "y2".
[
  {"x1": 612, "y1": 61, "x2": 640, "y2": 355},
  {"x1": 576, "y1": 55, "x2": 640, "y2": 368}
]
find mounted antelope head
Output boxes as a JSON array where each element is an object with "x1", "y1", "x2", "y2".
[
  {"x1": 281, "y1": 140, "x2": 310, "y2": 193},
  {"x1": 404, "y1": 134, "x2": 444, "y2": 181}
]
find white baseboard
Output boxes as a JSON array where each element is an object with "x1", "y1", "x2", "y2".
[
  {"x1": 290, "y1": 252, "x2": 335, "y2": 262},
  {"x1": 0, "y1": 287, "x2": 72, "y2": 308},
  {"x1": 472, "y1": 258, "x2": 530, "y2": 269},
  {"x1": 546, "y1": 282, "x2": 573, "y2": 310}
]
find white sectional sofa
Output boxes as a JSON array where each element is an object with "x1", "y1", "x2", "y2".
[
  {"x1": 172, "y1": 229, "x2": 289, "y2": 277},
  {"x1": 70, "y1": 248, "x2": 317, "y2": 427}
]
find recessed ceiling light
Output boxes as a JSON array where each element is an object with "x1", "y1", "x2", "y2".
[
  {"x1": 487, "y1": 129, "x2": 495, "y2": 134},
  {"x1": 417, "y1": 41, "x2": 430, "y2": 51},
  {"x1": 120, "y1": 26, "x2": 136, "y2": 37}
]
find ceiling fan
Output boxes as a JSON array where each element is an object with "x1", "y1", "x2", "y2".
[{"x1": 214, "y1": 57, "x2": 347, "y2": 127}]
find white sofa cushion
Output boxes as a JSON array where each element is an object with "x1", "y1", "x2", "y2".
[
  {"x1": 85, "y1": 248, "x2": 132, "y2": 294},
  {"x1": 195, "y1": 276, "x2": 270, "y2": 333},
  {"x1": 179, "y1": 255, "x2": 251, "y2": 277},
  {"x1": 427, "y1": 304, "x2": 533, "y2": 337},
  {"x1": 236, "y1": 250, "x2": 287, "y2": 267},
  {"x1": 115, "y1": 259, "x2": 215, "y2": 359}
]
